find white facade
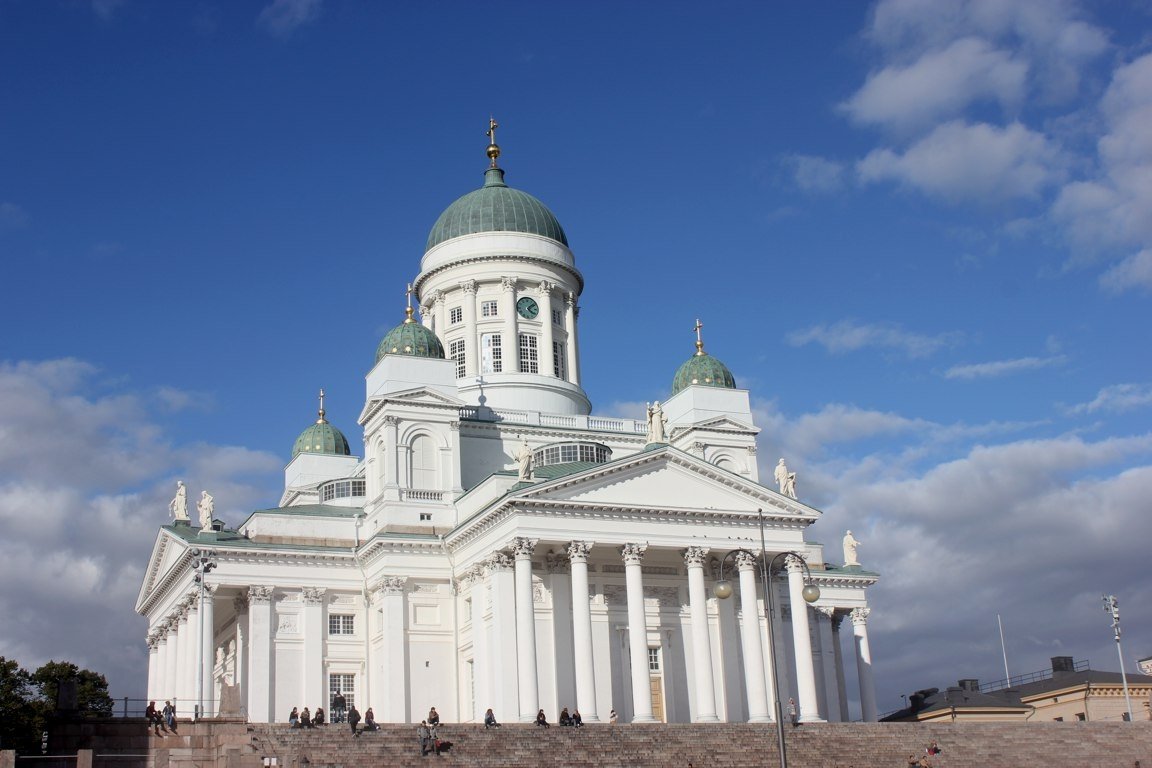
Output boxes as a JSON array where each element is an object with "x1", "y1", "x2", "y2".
[{"x1": 135, "y1": 151, "x2": 880, "y2": 725}]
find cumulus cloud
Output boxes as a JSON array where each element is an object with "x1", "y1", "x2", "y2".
[
  {"x1": 858, "y1": 120, "x2": 1066, "y2": 203},
  {"x1": 843, "y1": 37, "x2": 1027, "y2": 132},
  {"x1": 782, "y1": 154, "x2": 845, "y2": 194},
  {"x1": 1068, "y1": 383, "x2": 1152, "y2": 415},
  {"x1": 943, "y1": 354, "x2": 1067, "y2": 379},
  {"x1": 257, "y1": 0, "x2": 322, "y2": 38},
  {"x1": 786, "y1": 319, "x2": 961, "y2": 358},
  {"x1": 1099, "y1": 249, "x2": 1152, "y2": 294},
  {"x1": 0, "y1": 359, "x2": 280, "y2": 697}
]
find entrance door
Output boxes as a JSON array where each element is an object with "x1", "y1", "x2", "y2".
[{"x1": 647, "y1": 647, "x2": 666, "y2": 722}]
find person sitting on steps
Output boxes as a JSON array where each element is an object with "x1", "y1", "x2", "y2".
[
  {"x1": 145, "y1": 701, "x2": 168, "y2": 736},
  {"x1": 559, "y1": 707, "x2": 572, "y2": 726},
  {"x1": 535, "y1": 709, "x2": 550, "y2": 728},
  {"x1": 484, "y1": 708, "x2": 500, "y2": 729},
  {"x1": 572, "y1": 709, "x2": 583, "y2": 728},
  {"x1": 313, "y1": 707, "x2": 325, "y2": 725},
  {"x1": 427, "y1": 706, "x2": 440, "y2": 726},
  {"x1": 363, "y1": 708, "x2": 378, "y2": 731}
]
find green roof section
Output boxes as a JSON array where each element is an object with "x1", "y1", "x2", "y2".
[
  {"x1": 375, "y1": 317, "x2": 446, "y2": 364},
  {"x1": 425, "y1": 167, "x2": 568, "y2": 251},
  {"x1": 293, "y1": 421, "x2": 352, "y2": 458},
  {"x1": 672, "y1": 352, "x2": 737, "y2": 395}
]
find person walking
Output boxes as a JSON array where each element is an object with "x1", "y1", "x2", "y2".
[
  {"x1": 418, "y1": 721, "x2": 433, "y2": 756},
  {"x1": 347, "y1": 705, "x2": 361, "y2": 736}
]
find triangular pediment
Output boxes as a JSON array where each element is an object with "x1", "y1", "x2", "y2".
[
  {"x1": 135, "y1": 528, "x2": 192, "y2": 615},
  {"x1": 676, "y1": 415, "x2": 757, "y2": 433},
  {"x1": 359, "y1": 386, "x2": 464, "y2": 423},
  {"x1": 513, "y1": 447, "x2": 816, "y2": 520}
]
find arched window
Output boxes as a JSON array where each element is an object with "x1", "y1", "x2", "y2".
[{"x1": 410, "y1": 435, "x2": 437, "y2": 489}]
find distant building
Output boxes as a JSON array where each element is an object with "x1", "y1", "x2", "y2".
[
  {"x1": 135, "y1": 128, "x2": 881, "y2": 725},
  {"x1": 883, "y1": 656, "x2": 1152, "y2": 723}
]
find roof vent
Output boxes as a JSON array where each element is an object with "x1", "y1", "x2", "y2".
[{"x1": 1051, "y1": 656, "x2": 1075, "y2": 674}]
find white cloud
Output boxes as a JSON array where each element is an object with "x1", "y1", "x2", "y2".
[
  {"x1": 1099, "y1": 249, "x2": 1152, "y2": 294},
  {"x1": 0, "y1": 359, "x2": 280, "y2": 697},
  {"x1": 782, "y1": 154, "x2": 845, "y2": 193},
  {"x1": 257, "y1": 0, "x2": 323, "y2": 38},
  {"x1": 843, "y1": 37, "x2": 1027, "y2": 132},
  {"x1": 943, "y1": 355, "x2": 1067, "y2": 379},
  {"x1": 786, "y1": 319, "x2": 960, "y2": 358},
  {"x1": 858, "y1": 120, "x2": 1066, "y2": 203},
  {"x1": 1068, "y1": 383, "x2": 1152, "y2": 415}
]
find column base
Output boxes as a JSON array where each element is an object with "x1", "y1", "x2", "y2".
[
  {"x1": 694, "y1": 715, "x2": 721, "y2": 723},
  {"x1": 631, "y1": 715, "x2": 660, "y2": 723},
  {"x1": 799, "y1": 715, "x2": 827, "y2": 723},
  {"x1": 747, "y1": 714, "x2": 772, "y2": 723}
]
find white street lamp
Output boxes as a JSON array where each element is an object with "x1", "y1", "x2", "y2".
[{"x1": 1102, "y1": 594, "x2": 1134, "y2": 721}]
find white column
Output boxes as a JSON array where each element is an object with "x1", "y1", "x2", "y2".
[
  {"x1": 179, "y1": 596, "x2": 196, "y2": 716},
  {"x1": 466, "y1": 567, "x2": 489, "y2": 721},
  {"x1": 851, "y1": 607, "x2": 878, "y2": 722},
  {"x1": 501, "y1": 276, "x2": 520, "y2": 373},
  {"x1": 564, "y1": 292, "x2": 580, "y2": 386},
  {"x1": 302, "y1": 587, "x2": 326, "y2": 715},
  {"x1": 538, "y1": 282, "x2": 555, "y2": 376},
  {"x1": 735, "y1": 553, "x2": 770, "y2": 722},
  {"x1": 432, "y1": 290, "x2": 446, "y2": 335},
  {"x1": 547, "y1": 552, "x2": 574, "y2": 715},
  {"x1": 488, "y1": 553, "x2": 519, "y2": 721},
  {"x1": 831, "y1": 613, "x2": 850, "y2": 722},
  {"x1": 785, "y1": 556, "x2": 822, "y2": 722},
  {"x1": 146, "y1": 635, "x2": 158, "y2": 700},
  {"x1": 152, "y1": 633, "x2": 167, "y2": 701},
  {"x1": 622, "y1": 543, "x2": 656, "y2": 722},
  {"x1": 815, "y1": 606, "x2": 841, "y2": 721},
  {"x1": 165, "y1": 617, "x2": 179, "y2": 706},
  {"x1": 377, "y1": 577, "x2": 408, "y2": 723},
  {"x1": 383, "y1": 415, "x2": 399, "y2": 488},
  {"x1": 461, "y1": 280, "x2": 478, "y2": 378},
  {"x1": 683, "y1": 547, "x2": 719, "y2": 722},
  {"x1": 247, "y1": 586, "x2": 274, "y2": 723},
  {"x1": 513, "y1": 537, "x2": 540, "y2": 720},
  {"x1": 200, "y1": 585, "x2": 217, "y2": 717},
  {"x1": 567, "y1": 541, "x2": 599, "y2": 721},
  {"x1": 448, "y1": 421, "x2": 463, "y2": 496}
]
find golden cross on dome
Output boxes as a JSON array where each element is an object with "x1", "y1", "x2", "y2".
[
  {"x1": 404, "y1": 282, "x2": 415, "y2": 323},
  {"x1": 486, "y1": 116, "x2": 501, "y2": 168},
  {"x1": 693, "y1": 318, "x2": 705, "y2": 355},
  {"x1": 317, "y1": 388, "x2": 327, "y2": 423}
]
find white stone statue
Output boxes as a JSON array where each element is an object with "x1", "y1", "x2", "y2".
[
  {"x1": 646, "y1": 400, "x2": 668, "y2": 443},
  {"x1": 843, "y1": 530, "x2": 861, "y2": 567},
  {"x1": 197, "y1": 490, "x2": 215, "y2": 530},
  {"x1": 515, "y1": 438, "x2": 533, "y2": 481},
  {"x1": 169, "y1": 480, "x2": 189, "y2": 521},
  {"x1": 774, "y1": 458, "x2": 798, "y2": 499}
]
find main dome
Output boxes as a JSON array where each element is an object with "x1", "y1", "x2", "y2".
[{"x1": 425, "y1": 167, "x2": 568, "y2": 252}]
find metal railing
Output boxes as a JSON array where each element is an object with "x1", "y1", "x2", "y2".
[{"x1": 980, "y1": 659, "x2": 1090, "y2": 693}]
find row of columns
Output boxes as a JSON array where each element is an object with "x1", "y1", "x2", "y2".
[
  {"x1": 460, "y1": 540, "x2": 877, "y2": 725},
  {"x1": 420, "y1": 278, "x2": 581, "y2": 385}
]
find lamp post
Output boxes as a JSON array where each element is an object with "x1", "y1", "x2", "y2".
[
  {"x1": 191, "y1": 548, "x2": 216, "y2": 720},
  {"x1": 713, "y1": 508, "x2": 820, "y2": 768},
  {"x1": 1102, "y1": 594, "x2": 1134, "y2": 721}
]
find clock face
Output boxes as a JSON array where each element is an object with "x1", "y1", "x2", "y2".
[{"x1": 516, "y1": 297, "x2": 540, "y2": 319}]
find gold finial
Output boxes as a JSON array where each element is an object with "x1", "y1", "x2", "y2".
[
  {"x1": 693, "y1": 318, "x2": 705, "y2": 356},
  {"x1": 316, "y1": 388, "x2": 327, "y2": 424},
  {"x1": 486, "y1": 116, "x2": 501, "y2": 168},
  {"x1": 404, "y1": 282, "x2": 415, "y2": 324}
]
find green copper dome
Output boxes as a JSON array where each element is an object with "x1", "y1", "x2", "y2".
[
  {"x1": 425, "y1": 167, "x2": 568, "y2": 251},
  {"x1": 375, "y1": 312, "x2": 446, "y2": 364},
  {"x1": 292, "y1": 391, "x2": 352, "y2": 458},
  {"x1": 672, "y1": 353, "x2": 737, "y2": 394}
]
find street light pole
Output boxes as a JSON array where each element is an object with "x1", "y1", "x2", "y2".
[
  {"x1": 191, "y1": 549, "x2": 216, "y2": 720},
  {"x1": 713, "y1": 508, "x2": 820, "y2": 768},
  {"x1": 1102, "y1": 594, "x2": 1134, "y2": 721}
]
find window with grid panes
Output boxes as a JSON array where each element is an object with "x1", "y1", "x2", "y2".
[
  {"x1": 329, "y1": 614, "x2": 355, "y2": 635},
  {"x1": 648, "y1": 647, "x2": 660, "y2": 671},
  {"x1": 553, "y1": 341, "x2": 565, "y2": 379},
  {"x1": 481, "y1": 300, "x2": 498, "y2": 317},
  {"x1": 481, "y1": 333, "x2": 502, "y2": 373},
  {"x1": 518, "y1": 334, "x2": 538, "y2": 373},
  {"x1": 449, "y1": 306, "x2": 462, "y2": 324},
  {"x1": 329, "y1": 674, "x2": 355, "y2": 710},
  {"x1": 449, "y1": 339, "x2": 466, "y2": 378},
  {"x1": 552, "y1": 309, "x2": 562, "y2": 326}
]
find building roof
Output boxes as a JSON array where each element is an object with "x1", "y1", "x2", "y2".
[
  {"x1": 293, "y1": 421, "x2": 352, "y2": 458},
  {"x1": 672, "y1": 351, "x2": 736, "y2": 395},
  {"x1": 425, "y1": 167, "x2": 568, "y2": 251},
  {"x1": 375, "y1": 313, "x2": 447, "y2": 363}
]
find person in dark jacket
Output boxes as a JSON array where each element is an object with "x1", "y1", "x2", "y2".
[{"x1": 348, "y1": 705, "x2": 361, "y2": 735}]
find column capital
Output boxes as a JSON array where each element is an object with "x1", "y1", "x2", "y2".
[
  {"x1": 461, "y1": 279, "x2": 477, "y2": 295},
  {"x1": 850, "y1": 606, "x2": 871, "y2": 626},
  {"x1": 233, "y1": 595, "x2": 249, "y2": 614},
  {"x1": 565, "y1": 291, "x2": 577, "y2": 308},
  {"x1": 487, "y1": 551, "x2": 514, "y2": 571},
  {"x1": 784, "y1": 553, "x2": 809, "y2": 573},
  {"x1": 512, "y1": 537, "x2": 537, "y2": 559},
  {"x1": 544, "y1": 549, "x2": 570, "y2": 573},
  {"x1": 815, "y1": 605, "x2": 836, "y2": 619},
  {"x1": 248, "y1": 585, "x2": 275, "y2": 604},
  {"x1": 566, "y1": 540, "x2": 594, "y2": 563},
  {"x1": 372, "y1": 576, "x2": 407, "y2": 596},
  {"x1": 428, "y1": 289, "x2": 444, "y2": 306},
  {"x1": 734, "y1": 551, "x2": 758, "y2": 571},
  {"x1": 537, "y1": 280, "x2": 554, "y2": 296},
  {"x1": 384, "y1": 414, "x2": 399, "y2": 426},
  {"x1": 682, "y1": 546, "x2": 710, "y2": 567},
  {"x1": 620, "y1": 543, "x2": 647, "y2": 565},
  {"x1": 830, "y1": 613, "x2": 846, "y2": 632},
  {"x1": 500, "y1": 276, "x2": 517, "y2": 292},
  {"x1": 303, "y1": 587, "x2": 327, "y2": 605},
  {"x1": 449, "y1": 420, "x2": 460, "y2": 431}
]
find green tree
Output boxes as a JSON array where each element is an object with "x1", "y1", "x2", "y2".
[
  {"x1": 0, "y1": 656, "x2": 38, "y2": 753},
  {"x1": 31, "y1": 661, "x2": 114, "y2": 717}
]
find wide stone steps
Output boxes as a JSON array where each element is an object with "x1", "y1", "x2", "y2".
[{"x1": 245, "y1": 721, "x2": 1152, "y2": 768}]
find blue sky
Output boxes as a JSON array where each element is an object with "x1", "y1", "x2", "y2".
[{"x1": 2, "y1": 0, "x2": 1151, "y2": 717}]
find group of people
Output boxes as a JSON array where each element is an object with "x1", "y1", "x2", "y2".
[
  {"x1": 286, "y1": 692, "x2": 377, "y2": 734},
  {"x1": 145, "y1": 700, "x2": 178, "y2": 736},
  {"x1": 906, "y1": 740, "x2": 942, "y2": 767},
  {"x1": 287, "y1": 706, "x2": 327, "y2": 727},
  {"x1": 418, "y1": 707, "x2": 445, "y2": 755},
  {"x1": 533, "y1": 707, "x2": 584, "y2": 727}
]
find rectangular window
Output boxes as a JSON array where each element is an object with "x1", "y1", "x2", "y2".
[
  {"x1": 481, "y1": 300, "x2": 498, "y2": 317},
  {"x1": 648, "y1": 647, "x2": 660, "y2": 672},
  {"x1": 552, "y1": 309, "x2": 562, "y2": 326},
  {"x1": 329, "y1": 615, "x2": 355, "y2": 635},
  {"x1": 329, "y1": 673, "x2": 355, "y2": 712},
  {"x1": 419, "y1": 512, "x2": 432, "y2": 521},
  {"x1": 552, "y1": 341, "x2": 566, "y2": 379},
  {"x1": 519, "y1": 334, "x2": 539, "y2": 373},
  {"x1": 481, "y1": 333, "x2": 502, "y2": 373},
  {"x1": 449, "y1": 307, "x2": 463, "y2": 324},
  {"x1": 450, "y1": 339, "x2": 466, "y2": 378}
]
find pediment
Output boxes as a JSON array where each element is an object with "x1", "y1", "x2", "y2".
[
  {"x1": 675, "y1": 415, "x2": 757, "y2": 433},
  {"x1": 514, "y1": 448, "x2": 814, "y2": 519},
  {"x1": 135, "y1": 528, "x2": 192, "y2": 615},
  {"x1": 359, "y1": 386, "x2": 464, "y2": 422}
]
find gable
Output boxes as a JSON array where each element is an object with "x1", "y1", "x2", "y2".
[{"x1": 674, "y1": 415, "x2": 757, "y2": 434}]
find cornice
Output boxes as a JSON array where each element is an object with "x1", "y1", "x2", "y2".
[{"x1": 414, "y1": 253, "x2": 585, "y2": 296}]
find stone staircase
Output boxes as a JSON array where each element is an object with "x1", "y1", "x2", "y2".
[{"x1": 246, "y1": 721, "x2": 1152, "y2": 768}]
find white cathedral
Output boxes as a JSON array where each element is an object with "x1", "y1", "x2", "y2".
[{"x1": 136, "y1": 125, "x2": 881, "y2": 726}]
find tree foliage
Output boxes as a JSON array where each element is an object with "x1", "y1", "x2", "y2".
[{"x1": 0, "y1": 656, "x2": 114, "y2": 754}]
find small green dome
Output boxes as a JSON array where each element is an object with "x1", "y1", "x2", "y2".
[
  {"x1": 292, "y1": 391, "x2": 351, "y2": 458},
  {"x1": 375, "y1": 316, "x2": 446, "y2": 363},
  {"x1": 672, "y1": 352, "x2": 737, "y2": 395},
  {"x1": 425, "y1": 167, "x2": 568, "y2": 251}
]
